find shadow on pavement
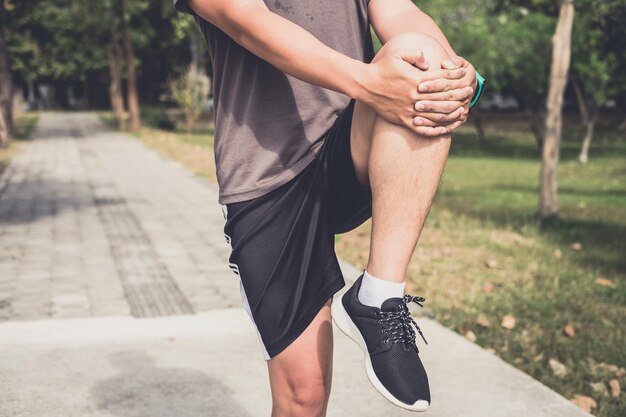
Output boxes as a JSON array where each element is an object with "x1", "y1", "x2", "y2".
[{"x1": 91, "y1": 350, "x2": 251, "y2": 417}]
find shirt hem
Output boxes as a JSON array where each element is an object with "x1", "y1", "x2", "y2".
[{"x1": 218, "y1": 145, "x2": 322, "y2": 204}]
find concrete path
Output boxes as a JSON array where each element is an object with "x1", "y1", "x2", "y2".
[{"x1": 0, "y1": 113, "x2": 590, "y2": 417}]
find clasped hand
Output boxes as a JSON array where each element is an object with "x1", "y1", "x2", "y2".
[
  {"x1": 364, "y1": 51, "x2": 476, "y2": 138},
  {"x1": 412, "y1": 56, "x2": 475, "y2": 137}
]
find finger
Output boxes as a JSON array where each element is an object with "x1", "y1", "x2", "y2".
[
  {"x1": 451, "y1": 56, "x2": 466, "y2": 68},
  {"x1": 413, "y1": 50, "x2": 430, "y2": 71},
  {"x1": 419, "y1": 78, "x2": 467, "y2": 93},
  {"x1": 441, "y1": 119, "x2": 465, "y2": 135},
  {"x1": 415, "y1": 67, "x2": 465, "y2": 84},
  {"x1": 416, "y1": 86, "x2": 474, "y2": 103},
  {"x1": 411, "y1": 125, "x2": 449, "y2": 137},
  {"x1": 415, "y1": 100, "x2": 464, "y2": 114},
  {"x1": 414, "y1": 106, "x2": 465, "y2": 125},
  {"x1": 441, "y1": 59, "x2": 460, "y2": 70},
  {"x1": 400, "y1": 49, "x2": 430, "y2": 71},
  {"x1": 411, "y1": 116, "x2": 438, "y2": 127},
  {"x1": 410, "y1": 119, "x2": 465, "y2": 138}
]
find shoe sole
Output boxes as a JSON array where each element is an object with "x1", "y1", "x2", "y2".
[{"x1": 331, "y1": 296, "x2": 430, "y2": 412}]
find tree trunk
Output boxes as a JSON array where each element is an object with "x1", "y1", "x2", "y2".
[
  {"x1": 578, "y1": 109, "x2": 595, "y2": 164},
  {"x1": 186, "y1": 114, "x2": 194, "y2": 134},
  {"x1": 0, "y1": 23, "x2": 13, "y2": 146},
  {"x1": 572, "y1": 78, "x2": 588, "y2": 123},
  {"x1": 27, "y1": 78, "x2": 36, "y2": 110},
  {"x1": 190, "y1": 27, "x2": 200, "y2": 74},
  {"x1": 572, "y1": 78, "x2": 596, "y2": 164},
  {"x1": 107, "y1": 5, "x2": 126, "y2": 130},
  {"x1": 121, "y1": 0, "x2": 141, "y2": 132},
  {"x1": 521, "y1": 94, "x2": 544, "y2": 151},
  {"x1": 0, "y1": 106, "x2": 8, "y2": 147},
  {"x1": 539, "y1": 0, "x2": 574, "y2": 218},
  {"x1": 472, "y1": 108, "x2": 487, "y2": 142}
]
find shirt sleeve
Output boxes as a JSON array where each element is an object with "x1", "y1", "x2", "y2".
[{"x1": 173, "y1": 0, "x2": 195, "y2": 15}]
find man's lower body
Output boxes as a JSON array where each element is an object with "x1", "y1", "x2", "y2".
[{"x1": 223, "y1": 33, "x2": 452, "y2": 417}]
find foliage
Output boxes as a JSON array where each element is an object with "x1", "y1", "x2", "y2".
[
  {"x1": 167, "y1": 66, "x2": 210, "y2": 133},
  {"x1": 570, "y1": 0, "x2": 623, "y2": 106}
]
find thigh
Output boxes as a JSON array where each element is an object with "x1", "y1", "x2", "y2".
[
  {"x1": 223, "y1": 160, "x2": 344, "y2": 359},
  {"x1": 350, "y1": 32, "x2": 452, "y2": 190},
  {"x1": 267, "y1": 299, "x2": 334, "y2": 409},
  {"x1": 321, "y1": 101, "x2": 373, "y2": 235}
]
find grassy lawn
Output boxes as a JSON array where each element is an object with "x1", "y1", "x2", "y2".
[
  {"x1": 0, "y1": 112, "x2": 39, "y2": 177},
  {"x1": 104, "y1": 109, "x2": 625, "y2": 416}
]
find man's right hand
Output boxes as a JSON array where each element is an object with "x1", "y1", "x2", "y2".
[{"x1": 358, "y1": 49, "x2": 466, "y2": 137}]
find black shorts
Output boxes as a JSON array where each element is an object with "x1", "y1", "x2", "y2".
[{"x1": 222, "y1": 99, "x2": 372, "y2": 359}]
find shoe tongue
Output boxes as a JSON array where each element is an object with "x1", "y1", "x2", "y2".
[{"x1": 380, "y1": 297, "x2": 405, "y2": 311}]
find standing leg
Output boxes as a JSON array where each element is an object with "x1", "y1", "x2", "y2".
[{"x1": 267, "y1": 299, "x2": 333, "y2": 417}]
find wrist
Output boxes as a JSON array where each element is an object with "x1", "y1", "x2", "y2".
[
  {"x1": 469, "y1": 70, "x2": 486, "y2": 108},
  {"x1": 347, "y1": 60, "x2": 372, "y2": 102}
]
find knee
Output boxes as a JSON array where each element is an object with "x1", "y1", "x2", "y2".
[
  {"x1": 374, "y1": 32, "x2": 450, "y2": 68},
  {"x1": 274, "y1": 377, "x2": 328, "y2": 417}
]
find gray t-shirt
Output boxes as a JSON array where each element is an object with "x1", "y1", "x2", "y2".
[{"x1": 174, "y1": 0, "x2": 373, "y2": 204}]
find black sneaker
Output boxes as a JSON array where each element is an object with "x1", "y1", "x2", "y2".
[{"x1": 332, "y1": 274, "x2": 431, "y2": 411}]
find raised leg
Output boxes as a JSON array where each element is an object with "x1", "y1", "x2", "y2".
[
  {"x1": 267, "y1": 299, "x2": 333, "y2": 417},
  {"x1": 350, "y1": 32, "x2": 453, "y2": 283}
]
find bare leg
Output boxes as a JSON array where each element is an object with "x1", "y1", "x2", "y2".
[
  {"x1": 267, "y1": 299, "x2": 333, "y2": 417},
  {"x1": 351, "y1": 32, "x2": 452, "y2": 283}
]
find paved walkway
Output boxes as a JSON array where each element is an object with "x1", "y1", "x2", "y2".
[
  {"x1": 0, "y1": 113, "x2": 590, "y2": 417},
  {"x1": 0, "y1": 112, "x2": 238, "y2": 321}
]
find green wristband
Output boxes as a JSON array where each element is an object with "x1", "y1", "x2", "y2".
[{"x1": 469, "y1": 71, "x2": 486, "y2": 108}]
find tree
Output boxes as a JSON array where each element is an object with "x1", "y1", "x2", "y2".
[
  {"x1": 107, "y1": 1, "x2": 126, "y2": 130},
  {"x1": 168, "y1": 66, "x2": 210, "y2": 133},
  {"x1": 0, "y1": 1, "x2": 14, "y2": 145},
  {"x1": 121, "y1": 0, "x2": 141, "y2": 132},
  {"x1": 570, "y1": 0, "x2": 622, "y2": 163},
  {"x1": 539, "y1": 0, "x2": 574, "y2": 217}
]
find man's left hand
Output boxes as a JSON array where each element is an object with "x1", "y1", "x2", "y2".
[{"x1": 412, "y1": 56, "x2": 477, "y2": 133}]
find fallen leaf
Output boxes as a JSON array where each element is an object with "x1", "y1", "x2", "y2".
[
  {"x1": 563, "y1": 324, "x2": 575, "y2": 337},
  {"x1": 485, "y1": 259, "x2": 498, "y2": 269},
  {"x1": 595, "y1": 277, "x2": 616, "y2": 288},
  {"x1": 549, "y1": 358, "x2": 568, "y2": 378},
  {"x1": 476, "y1": 314, "x2": 491, "y2": 328},
  {"x1": 609, "y1": 379, "x2": 621, "y2": 398},
  {"x1": 553, "y1": 249, "x2": 563, "y2": 259},
  {"x1": 501, "y1": 314, "x2": 516, "y2": 330},
  {"x1": 464, "y1": 330, "x2": 477, "y2": 342},
  {"x1": 482, "y1": 283, "x2": 495, "y2": 293},
  {"x1": 570, "y1": 395, "x2": 597, "y2": 412},
  {"x1": 591, "y1": 362, "x2": 619, "y2": 377},
  {"x1": 570, "y1": 242, "x2": 583, "y2": 251},
  {"x1": 533, "y1": 353, "x2": 544, "y2": 362},
  {"x1": 589, "y1": 381, "x2": 607, "y2": 397},
  {"x1": 617, "y1": 368, "x2": 625, "y2": 378}
]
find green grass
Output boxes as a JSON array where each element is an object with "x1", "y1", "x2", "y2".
[
  {"x1": 104, "y1": 107, "x2": 625, "y2": 416},
  {"x1": 0, "y1": 113, "x2": 39, "y2": 176},
  {"x1": 338, "y1": 119, "x2": 625, "y2": 416}
]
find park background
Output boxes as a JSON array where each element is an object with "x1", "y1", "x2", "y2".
[{"x1": 0, "y1": 0, "x2": 624, "y2": 416}]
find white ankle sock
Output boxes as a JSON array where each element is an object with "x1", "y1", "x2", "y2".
[{"x1": 358, "y1": 269, "x2": 406, "y2": 308}]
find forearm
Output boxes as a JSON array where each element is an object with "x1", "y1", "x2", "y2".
[{"x1": 187, "y1": 0, "x2": 367, "y2": 99}]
